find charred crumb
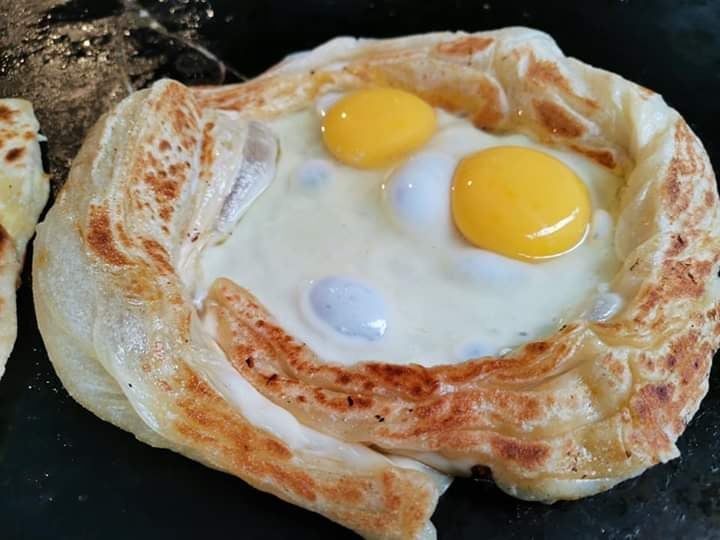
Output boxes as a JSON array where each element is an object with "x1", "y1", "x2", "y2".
[
  {"x1": 470, "y1": 464, "x2": 493, "y2": 482},
  {"x1": 374, "y1": 414, "x2": 385, "y2": 422},
  {"x1": 630, "y1": 259, "x2": 639, "y2": 271},
  {"x1": 347, "y1": 396, "x2": 354, "y2": 407},
  {"x1": 128, "y1": 383, "x2": 133, "y2": 388},
  {"x1": 266, "y1": 373, "x2": 278, "y2": 384},
  {"x1": 245, "y1": 357, "x2": 254, "y2": 368}
]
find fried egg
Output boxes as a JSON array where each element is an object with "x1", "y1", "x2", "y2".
[
  {"x1": 451, "y1": 146, "x2": 591, "y2": 260},
  {"x1": 321, "y1": 88, "x2": 436, "y2": 168},
  {"x1": 201, "y1": 89, "x2": 622, "y2": 366}
]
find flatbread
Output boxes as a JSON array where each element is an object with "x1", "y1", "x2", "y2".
[
  {"x1": 33, "y1": 28, "x2": 719, "y2": 537},
  {"x1": 0, "y1": 99, "x2": 49, "y2": 380}
]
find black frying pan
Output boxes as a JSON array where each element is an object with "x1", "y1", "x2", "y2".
[{"x1": 1, "y1": 1, "x2": 718, "y2": 538}]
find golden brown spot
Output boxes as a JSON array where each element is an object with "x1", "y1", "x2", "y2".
[
  {"x1": 141, "y1": 238, "x2": 173, "y2": 274},
  {"x1": 533, "y1": 100, "x2": 585, "y2": 138},
  {"x1": 353, "y1": 396, "x2": 373, "y2": 408},
  {"x1": 436, "y1": 36, "x2": 494, "y2": 56},
  {"x1": 381, "y1": 471, "x2": 402, "y2": 510},
  {"x1": 184, "y1": 371, "x2": 213, "y2": 397},
  {"x1": 570, "y1": 144, "x2": 616, "y2": 169},
  {"x1": 159, "y1": 206, "x2": 172, "y2": 222},
  {"x1": 181, "y1": 136, "x2": 197, "y2": 151},
  {"x1": 525, "y1": 341, "x2": 550, "y2": 354},
  {"x1": 173, "y1": 109, "x2": 190, "y2": 133},
  {"x1": 158, "y1": 139, "x2": 171, "y2": 152},
  {"x1": 144, "y1": 151, "x2": 160, "y2": 169},
  {"x1": 665, "y1": 167, "x2": 687, "y2": 214},
  {"x1": 663, "y1": 120, "x2": 708, "y2": 216},
  {"x1": 199, "y1": 122, "x2": 216, "y2": 181},
  {"x1": 651, "y1": 384, "x2": 673, "y2": 403},
  {"x1": 667, "y1": 234, "x2": 687, "y2": 257},
  {"x1": 490, "y1": 436, "x2": 550, "y2": 468},
  {"x1": 528, "y1": 55, "x2": 570, "y2": 91},
  {"x1": 34, "y1": 246, "x2": 48, "y2": 270},
  {"x1": 267, "y1": 463, "x2": 317, "y2": 501},
  {"x1": 264, "y1": 438, "x2": 292, "y2": 459},
  {"x1": 5, "y1": 147, "x2": 24, "y2": 163},
  {"x1": 364, "y1": 363, "x2": 439, "y2": 399},
  {"x1": 144, "y1": 173, "x2": 179, "y2": 205},
  {"x1": 86, "y1": 205, "x2": 129, "y2": 266},
  {"x1": 114, "y1": 222, "x2": 132, "y2": 249},
  {"x1": 527, "y1": 54, "x2": 599, "y2": 109},
  {"x1": 705, "y1": 190, "x2": 715, "y2": 208},
  {"x1": 0, "y1": 105, "x2": 17, "y2": 123},
  {"x1": 470, "y1": 79, "x2": 504, "y2": 129},
  {"x1": 665, "y1": 354, "x2": 677, "y2": 369}
]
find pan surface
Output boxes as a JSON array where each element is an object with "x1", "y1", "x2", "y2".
[{"x1": 0, "y1": 1, "x2": 718, "y2": 538}]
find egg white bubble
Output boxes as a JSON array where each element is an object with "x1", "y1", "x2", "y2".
[
  {"x1": 303, "y1": 276, "x2": 389, "y2": 342},
  {"x1": 585, "y1": 291, "x2": 623, "y2": 322},
  {"x1": 384, "y1": 151, "x2": 458, "y2": 243},
  {"x1": 293, "y1": 158, "x2": 334, "y2": 192},
  {"x1": 590, "y1": 209, "x2": 613, "y2": 242}
]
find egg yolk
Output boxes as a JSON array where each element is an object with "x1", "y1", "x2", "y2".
[
  {"x1": 451, "y1": 146, "x2": 591, "y2": 261},
  {"x1": 321, "y1": 88, "x2": 436, "y2": 168}
]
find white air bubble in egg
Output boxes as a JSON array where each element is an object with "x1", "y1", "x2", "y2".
[
  {"x1": 454, "y1": 249, "x2": 528, "y2": 285},
  {"x1": 384, "y1": 151, "x2": 458, "y2": 242},
  {"x1": 591, "y1": 209, "x2": 613, "y2": 242},
  {"x1": 305, "y1": 276, "x2": 388, "y2": 342},
  {"x1": 293, "y1": 159, "x2": 333, "y2": 192},
  {"x1": 315, "y1": 92, "x2": 345, "y2": 117},
  {"x1": 585, "y1": 292, "x2": 623, "y2": 322}
]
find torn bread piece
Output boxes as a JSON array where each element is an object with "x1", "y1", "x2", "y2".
[{"x1": 0, "y1": 99, "x2": 49, "y2": 380}]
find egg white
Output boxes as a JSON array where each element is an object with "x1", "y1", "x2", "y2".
[{"x1": 200, "y1": 105, "x2": 623, "y2": 367}]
